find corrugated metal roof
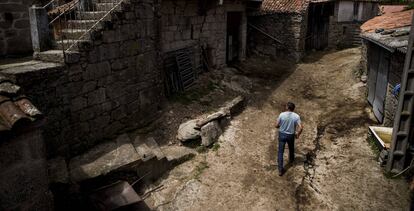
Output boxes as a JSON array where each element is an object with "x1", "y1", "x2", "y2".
[{"x1": 0, "y1": 73, "x2": 42, "y2": 134}]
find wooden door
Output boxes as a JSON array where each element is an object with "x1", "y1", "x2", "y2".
[{"x1": 372, "y1": 50, "x2": 390, "y2": 122}]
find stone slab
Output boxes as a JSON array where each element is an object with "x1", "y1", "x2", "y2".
[{"x1": 69, "y1": 134, "x2": 140, "y2": 182}]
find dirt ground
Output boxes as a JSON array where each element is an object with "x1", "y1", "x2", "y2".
[{"x1": 143, "y1": 48, "x2": 411, "y2": 210}]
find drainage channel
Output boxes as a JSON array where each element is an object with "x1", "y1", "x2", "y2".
[{"x1": 295, "y1": 124, "x2": 326, "y2": 211}]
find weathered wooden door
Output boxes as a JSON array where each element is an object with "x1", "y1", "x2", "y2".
[
  {"x1": 368, "y1": 44, "x2": 390, "y2": 122},
  {"x1": 367, "y1": 44, "x2": 380, "y2": 105},
  {"x1": 306, "y1": 3, "x2": 334, "y2": 50}
]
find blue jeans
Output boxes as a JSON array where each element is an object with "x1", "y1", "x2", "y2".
[{"x1": 278, "y1": 132, "x2": 295, "y2": 172}]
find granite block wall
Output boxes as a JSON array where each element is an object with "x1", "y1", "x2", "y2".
[
  {"x1": 248, "y1": 13, "x2": 307, "y2": 62},
  {"x1": 161, "y1": 0, "x2": 246, "y2": 68},
  {"x1": 14, "y1": 0, "x2": 163, "y2": 158},
  {"x1": 0, "y1": 0, "x2": 33, "y2": 56},
  {"x1": 383, "y1": 51, "x2": 405, "y2": 127}
]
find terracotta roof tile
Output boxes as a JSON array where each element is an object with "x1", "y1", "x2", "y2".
[
  {"x1": 361, "y1": 9, "x2": 413, "y2": 33},
  {"x1": 0, "y1": 74, "x2": 42, "y2": 134},
  {"x1": 380, "y1": 5, "x2": 406, "y2": 14},
  {"x1": 250, "y1": 0, "x2": 309, "y2": 16}
]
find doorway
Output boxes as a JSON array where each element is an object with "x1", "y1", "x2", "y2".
[
  {"x1": 305, "y1": 2, "x2": 334, "y2": 50},
  {"x1": 226, "y1": 12, "x2": 242, "y2": 64},
  {"x1": 367, "y1": 43, "x2": 390, "y2": 122}
]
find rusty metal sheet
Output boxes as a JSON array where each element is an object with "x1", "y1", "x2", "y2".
[{"x1": 89, "y1": 181, "x2": 141, "y2": 210}]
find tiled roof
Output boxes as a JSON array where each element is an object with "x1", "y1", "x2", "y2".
[
  {"x1": 0, "y1": 73, "x2": 42, "y2": 134},
  {"x1": 361, "y1": 9, "x2": 413, "y2": 33},
  {"x1": 250, "y1": 0, "x2": 309, "y2": 16},
  {"x1": 380, "y1": 5, "x2": 406, "y2": 15}
]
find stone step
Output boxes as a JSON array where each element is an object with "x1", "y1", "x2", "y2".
[
  {"x1": 33, "y1": 50, "x2": 64, "y2": 63},
  {"x1": 76, "y1": 11, "x2": 108, "y2": 20},
  {"x1": 61, "y1": 29, "x2": 90, "y2": 40},
  {"x1": 144, "y1": 137, "x2": 166, "y2": 160},
  {"x1": 134, "y1": 137, "x2": 156, "y2": 162},
  {"x1": 34, "y1": 50, "x2": 81, "y2": 64},
  {"x1": 66, "y1": 19, "x2": 97, "y2": 29},
  {"x1": 93, "y1": 0, "x2": 119, "y2": 3},
  {"x1": 94, "y1": 2, "x2": 118, "y2": 11},
  {"x1": 68, "y1": 134, "x2": 142, "y2": 182},
  {"x1": 55, "y1": 39, "x2": 91, "y2": 51}
]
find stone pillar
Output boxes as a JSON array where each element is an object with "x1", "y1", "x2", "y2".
[{"x1": 29, "y1": 6, "x2": 51, "y2": 52}]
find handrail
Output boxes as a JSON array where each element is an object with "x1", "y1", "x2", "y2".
[
  {"x1": 43, "y1": 0, "x2": 57, "y2": 9},
  {"x1": 49, "y1": 0, "x2": 80, "y2": 25},
  {"x1": 66, "y1": 0, "x2": 125, "y2": 51}
]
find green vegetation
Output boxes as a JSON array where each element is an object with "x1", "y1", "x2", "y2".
[
  {"x1": 196, "y1": 145, "x2": 208, "y2": 153},
  {"x1": 366, "y1": 134, "x2": 381, "y2": 158},
  {"x1": 211, "y1": 142, "x2": 220, "y2": 151},
  {"x1": 193, "y1": 161, "x2": 209, "y2": 180}
]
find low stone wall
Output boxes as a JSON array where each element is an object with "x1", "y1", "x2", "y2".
[
  {"x1": 248, "y1": 13, "x2": 307, "y2": 62},
  {"x1": 0, "y1": 129, "x2": 52, "y2": 210},
  {"x1": 13, "y1": 0, "x2": 163, "y2": 158},
  {"x1": 161, "y1": 0, "x2": 247, "y2": 68},
  {"x1": 0, "y1": 0, "x2": 32, "y2": 56}
]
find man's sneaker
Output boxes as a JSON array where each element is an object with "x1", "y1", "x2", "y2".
[{"x1": 278, "y1": 169, "x2": 284, "y2": 176}]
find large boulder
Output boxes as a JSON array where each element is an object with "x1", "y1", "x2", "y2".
[
  {"x1": 177, "y1": 119, "x2": 201, "y2": 142},
  {"x1": 201, "y1": 120, "x2": 222, "y2": 146}
]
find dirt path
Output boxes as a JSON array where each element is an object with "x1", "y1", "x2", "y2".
[{"x1": 144, "y1": 48, "x2": 410, "y2": 210}]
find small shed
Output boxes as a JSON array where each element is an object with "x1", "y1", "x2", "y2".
[{"x1": 360, "y1": 9, "x2": 413, "y2": 125}]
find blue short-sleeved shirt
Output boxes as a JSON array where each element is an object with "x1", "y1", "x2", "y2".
[{"x1": 277, "y1": 111, "x2": 301, "y2": 135}]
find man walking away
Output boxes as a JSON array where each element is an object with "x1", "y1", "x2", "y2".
[{"x1": 276, "y1": 102, "x2": 303, "y2": 176}]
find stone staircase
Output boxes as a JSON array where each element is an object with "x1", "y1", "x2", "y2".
[
  {"x1": 34, "y1": 0, "x2": 122, "y2": 63},
  {"x1": 67, "y1": 133, "x2": 195, "y2": 184},
  {"x1": 351, "y1": 27, "x2": 362, "y2": 46}
]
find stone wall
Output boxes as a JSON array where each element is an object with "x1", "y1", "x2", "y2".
[
  {"x1": 0, "y1": 129, "x2": 52, "y2": 210},
  {"x1": 0, "y1": 0, "x2": 32, "y2": 56},
  {"x1": 328, "y1": 2, "x2": 363, "y2": 49},
  {"x1": 13, "y1": 0, "x2": 163, "y2": 158},
  {"x1": 383, "y1": 51, "x2": 405, "y2": 127},
  {"x1": 161, "y1": 0, "x2": 246, "y2": 68},
  {"x1": 248, "y1": 13, "x2": 307, "y2": 62}
]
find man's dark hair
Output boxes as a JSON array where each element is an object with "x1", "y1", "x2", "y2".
[{"x1": 287, "y1": 102, "x2": 295, "y2": 111}]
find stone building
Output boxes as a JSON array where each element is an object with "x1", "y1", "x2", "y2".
[
  {"x1": 360, "y1": 9, "x2": 413, "y2": 125},
  {"x1": 161, "y1": 0, "x2": 247, "y2": 68},
  {"x1": 0, "y1": 0, "x2": 249, "y2": 160},
  {"x1": 0, "y1": 0, "x2": 33, "y2": 57},
  {"x1": 248, "y1": 0, "x2": 379, "y2": 62},
  {"x1": 0, "y1": 73, "x2": 52, "y2": 210},
  {"x1": 160, "y1": 0, "x2": 247, "y2": 94}
]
